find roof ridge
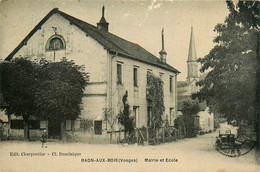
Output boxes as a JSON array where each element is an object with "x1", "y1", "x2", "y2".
[
  {"x1": 57, "y1": 10, "x2": 164, "y2": 63},
  {"x1": 57, "y1": 10, "x2": 130, "y2": 55},
  {"x1": 5, "y1": 8, "x2": 179, "y2": 73}
]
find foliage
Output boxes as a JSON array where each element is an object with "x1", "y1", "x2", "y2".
[
  {"x1": 192, "y1": 1, "x2": 259, "y2": 125},
  {"x1": 182, "y1": 100, "x2": 201, "y2": 137},
  {"x1": 0, "y1": 57, "x2": 89, "y2": 139},
  {"x1": 103, "y1": 108, "x2": 118, "y2": 132},
  {"x1": 34, "y1": 58, "x2": 88, "y2": 121},
  {"x1": 118, "y1": 91, "x2": 134, "y2": 137},
  {"x1": 174, "y1": 115, "x2": 185, "y2": 130},
  {"x1": 0, "y1": 58, "x2": 38, "y2": 140},
  {"x1": 146, "y1": 72, "x2": 165, "y2": 129}
]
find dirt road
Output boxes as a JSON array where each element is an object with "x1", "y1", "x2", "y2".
[{"x1": 0, "y1": 125, "x2": 259, "y2": 172}]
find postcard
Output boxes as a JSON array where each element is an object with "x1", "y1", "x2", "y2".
[{"x1": 0, "y1": 0, "x2": 259, "y2": 171}]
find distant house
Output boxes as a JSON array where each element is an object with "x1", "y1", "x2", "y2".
[
  {"x1": 1, "y1": 7, "x2": 179, "y2": 142},
  {"x1": 194, "y1": 108, "x2": 214, "y2": 133}
]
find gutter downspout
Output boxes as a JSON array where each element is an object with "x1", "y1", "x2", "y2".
[{"x1": 108, "y1": 49, "x2": 117, "y2": 127}]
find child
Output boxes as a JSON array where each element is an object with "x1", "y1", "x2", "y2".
[{"x1": 41, "y1": 130, "x2": 47, "y2": 148}]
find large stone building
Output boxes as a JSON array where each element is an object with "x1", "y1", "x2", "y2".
[{"x1": 0, "y1": 7, "x2": 179, "y2": 142}]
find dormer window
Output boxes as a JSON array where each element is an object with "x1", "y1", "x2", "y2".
[{"x1": 46, "y1": 35, "x2": 65, "y2": 51}]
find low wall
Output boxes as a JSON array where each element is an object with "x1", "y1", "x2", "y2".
[
  {"x1": 0, "y1": 128, "x2": 42, "y2": 140},
  {"x1": 61, "y1": 130, "x2": 125, "y2": 144}
]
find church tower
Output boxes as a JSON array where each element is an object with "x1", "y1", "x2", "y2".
[{"x1": 187, "y1": 26, "x2": 199, "y2": 83}]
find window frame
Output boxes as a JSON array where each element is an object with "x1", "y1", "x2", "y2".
[
  {"x1": 10, "y1": 120, "x2": 24, "y2": 129},
  {"x1": 147, "y1": 69, "x2": 153, "y2": 85},
  {"x1": 117, "y1": 62, "x2": 123, "y2": 85},
  {"x1": 94, "y1": 120, "x2": 102, "y2": 135},
  {"x1": 133, "y1": 106, "x2": 139, "y2": 128},
  {"x1": 159, "y1": 72, "x2": 164, "y2": 78},
  {"x1": 29, "y1": 120, "x2": 40, "y2": 130},
  {"x1": 46, "y1": 35, "x2": 66, "y2": 51},
  {"x1": 169, "y1": 108, "x2": 174, "y2": 126},
  {"x1": 169, "y1": 75, "x2": 173, "y2": 93},
  {"x1": 133, "y1": 66, "x2": 138, "y2": 87}
]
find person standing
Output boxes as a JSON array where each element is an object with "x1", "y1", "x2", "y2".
[{"x1": 41, "y1": 130, "x2": 47, "y2": 148}]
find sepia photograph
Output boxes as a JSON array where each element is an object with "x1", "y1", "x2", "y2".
[{"x1": 0, "y1": 0, "x2": 259, "y2": 171}]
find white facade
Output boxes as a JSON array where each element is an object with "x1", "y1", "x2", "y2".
[
  {"x1": 2, "y1": 9, "x2": 178, "y2": 141},
  {"x1": 195, "y1": 108, "x2": 214, "y2": 133}
]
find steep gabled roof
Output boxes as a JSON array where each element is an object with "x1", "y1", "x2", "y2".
[{"x1": 5, "y1": 8, "x2": 179, "y2": 73}]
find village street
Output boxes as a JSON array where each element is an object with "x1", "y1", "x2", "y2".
[{"x1": 0, "y1": 123, "x2": 259, "y2": 172}]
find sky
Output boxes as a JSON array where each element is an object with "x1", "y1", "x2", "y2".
[{"x1": 0, "y1": 0, "x2": 230, "y2": 81}]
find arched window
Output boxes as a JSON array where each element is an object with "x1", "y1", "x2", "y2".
[{"x1": 46, "y1": 35, "x2": 66, "y2": 51}]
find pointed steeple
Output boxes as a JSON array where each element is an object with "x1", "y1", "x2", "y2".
[
  {"x1": 97, "y1": 6, "x2": 109, "y2": 32},
  {"x1": 188, "y1": 26, "x2": 197, "y2": 62},
  {"x1": 187, "y1": 26, "x2": 198, "y2": 80},
  {"x1": 159, "y1": 28, "x2": 167, "y2": 63}
]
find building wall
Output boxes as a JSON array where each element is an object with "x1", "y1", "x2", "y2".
[
  {"x1": 111, "y1": 55, "x2": 178, "y2": 128},
  {"x1": 5, "y1": 13, "x2": 178, "y2": 141},
  {"x1": 12, "y1": 13, "x2": 109, "y2": 121},
  {"x1": 0, "y1": 114, "x2": 48, "y2": 140},
  {"x1": 196, "y1": 109, "x2": 214, "y2": 133}
]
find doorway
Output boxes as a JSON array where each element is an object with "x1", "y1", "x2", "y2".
[{"x1": 48, "y1": 120, "x2": 61, "y2": 139}]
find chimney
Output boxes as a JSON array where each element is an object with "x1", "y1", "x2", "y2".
[
  {"x1": 159, "y1": 28, "x2": 167, "y2": 63},
  {"x1": 97, "y1": 6, "x2": 109, "y2": 32}
]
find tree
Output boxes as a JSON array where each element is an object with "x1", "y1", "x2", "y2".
[
  {"x1": 0, "y1": 57, "x2": 89, "y2": 140},
  {"x1": 118, "y1": 91, "x2": 134, "y2": 138},
  {"x1": 146, "y1": 73, "x2": 165, "y2": 139},
  {"x1": 192, "y1": 1, "x2": 259, "y2": 125},
  {"x1": 181, "y1": 100, "x2": 201, "y2": 137},
  {"x1": 34, "y1": 58, "x2": 88, "y2": 122},
  {"x1": 0, "y1": 58, "x2": 39, "y2": 140}
]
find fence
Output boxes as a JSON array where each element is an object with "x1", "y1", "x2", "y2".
[{"x1": 135, "y1": 126, "x2": 186, "y2": 145}]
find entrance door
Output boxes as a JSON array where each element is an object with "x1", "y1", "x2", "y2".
[{"x1": 48, "y1": 120, "x2": 61, "y2": 139}]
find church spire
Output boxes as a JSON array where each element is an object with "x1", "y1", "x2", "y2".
[
  {"x1": 187, "y1": 26, "x2": 198, "y2": 80},
  {"x1": 188, "y1": 26, "x2": 197, "y2": 62}
]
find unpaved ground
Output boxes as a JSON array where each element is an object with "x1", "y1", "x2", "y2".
[{"x1": 0, "y1": 124, "x2": 259, "y2": 172}]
